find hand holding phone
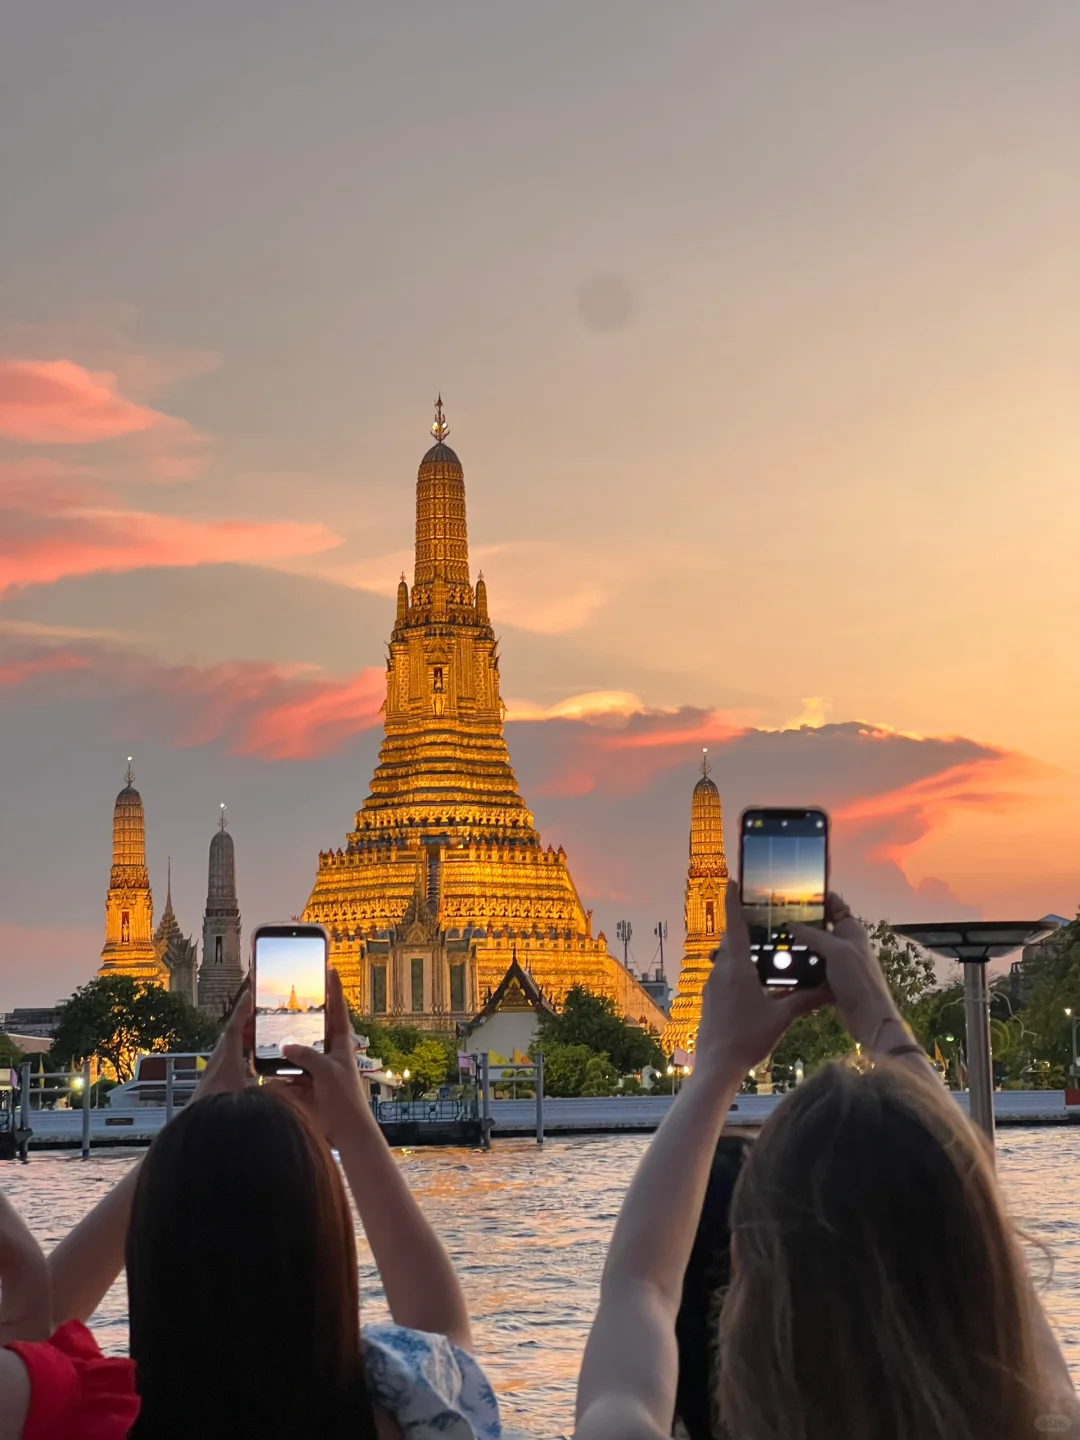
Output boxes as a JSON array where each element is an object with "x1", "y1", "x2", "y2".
[
  {"x1": 739, "y1": 808, "x2": 829, "y2": 990},
  {"x1": 250, "y1": 923, "x2": 329, "y2": 1076}
]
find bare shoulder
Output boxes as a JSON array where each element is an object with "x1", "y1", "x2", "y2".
[{"x1": 0, "y1": 1348, "x2": 31, "y2": 1440}]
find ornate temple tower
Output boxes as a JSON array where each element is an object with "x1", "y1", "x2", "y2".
[
  {"x1": 663, "y1": 751, "x2": 729, "y2": 1056},
  {"x1": 99, "y1": 762, "x2": 167, "y2": 983},
  {"x1": 304, "y1": 401, "x2": 667, "y2": 1035},
  {"x1": 197, "y1": 809, "x2": 245, "y2": 1015},
  {"x1": 153, "y1": 860, "x2": 199, "y2": 1006}
]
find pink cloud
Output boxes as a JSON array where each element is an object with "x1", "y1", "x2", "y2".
[
  {"x1": 0, "y1": 460, "x2": 341, "y2": 595},
  {"x1": 0, "y1": 651, "x2": 91, "y2": 687},
  {"x1": 0, "y1": 358, "x2": 176, "y2": 444},
  {"x1": 239, "y1": 670, "x2": 387, "y2": 759},
  {"x1": 0, "y1": 638, "x2": 386, "y2": 761},
  {"x1": 0, "y1": 355, "x2": 210, "y2": 479}
]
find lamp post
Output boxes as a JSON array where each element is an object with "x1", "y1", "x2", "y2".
[
  {"x1": 1065, "y1": 1009, "x2": 1079, "y2": 1081},
  {"x1": 666, "y1": 1063, "x2": 675, "y2": 1096},
  {"x1": 893, "y1": 922, "x2": 1055, "y2": 1149}
]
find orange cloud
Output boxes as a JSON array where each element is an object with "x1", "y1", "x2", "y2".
[{"x1": 832, "y1": 753, "x2": 1055, "y2": 863}]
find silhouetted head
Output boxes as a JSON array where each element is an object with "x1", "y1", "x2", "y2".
[
  {"x1": 126, "y1": 1089, "x2": 376, "y2": 1440},
  {"x1": 673, "y1": 1132, "x2": 751, "y2": 1440},
  {"x1": 718, "y1": 1062, "x2": 1043, "y2": 1440}
]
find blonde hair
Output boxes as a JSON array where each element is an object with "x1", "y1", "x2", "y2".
[{"x1": 718, "y1": 1062, "x2": 1044, "y2": 1440}]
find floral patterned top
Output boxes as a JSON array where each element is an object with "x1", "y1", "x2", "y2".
[{"x1": 363, "y1": 1324, "x2": 502, "y2": 1439}]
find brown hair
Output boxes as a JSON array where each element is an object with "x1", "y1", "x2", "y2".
[
  {"x1": 127, "y1": 1089, "x2": 376, "y2": 1440},
  {"x1": 718, "y1": 1062, "x2": 1043, "y2": 1440}
]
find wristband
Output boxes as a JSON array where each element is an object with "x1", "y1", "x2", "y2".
[
  {"x1": 884, "y1": 1043, "x2": 926, "y2": 1060},
  {"x1": 869, "y1": 1014, "x2": 913, "y2": 1051}
]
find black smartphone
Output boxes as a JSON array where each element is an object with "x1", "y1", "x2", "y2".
[
  {"x1": 739, "y1": 808, "x2": 829, "y2": 990},
  {"x1": 250, "y1": 922, "x2": 329, "y2": 1076}
]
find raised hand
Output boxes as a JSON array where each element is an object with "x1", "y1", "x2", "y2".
[
  {"x1": 694, "y1": 880, "x2": 820, "y2": 1083},
  {"x1": 280, "y1": 969, "x2": 368, "y2": 1147},
  {"x1": 191, "y1": 978, "x2": 253, "y2": 1101},
  {"x1": 790, "y1": 898, "x2": 911, "y2": 1057}
]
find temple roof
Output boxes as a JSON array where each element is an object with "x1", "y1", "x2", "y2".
[
  {"x1": 420, "y1": 441, "x2": 461, "y2": 467},
  {"x1": 693, "y1": 774, "x2": 719, "y2": 799},
  {"x1": 463, "y1": 953, "x2": 556, "y2": 1036}
]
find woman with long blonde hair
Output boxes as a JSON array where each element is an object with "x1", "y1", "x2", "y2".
[{"x1": 576, "y1": 883, "x2": 1078, "y2": 1440}]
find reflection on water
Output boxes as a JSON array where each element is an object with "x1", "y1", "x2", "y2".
[
  {"x1": 7, "y1": 1129, "x2": 1080, "y2": 1438},
  {"x1": 254, "y1": 1010, "x2": 325, "y2": 1059}
]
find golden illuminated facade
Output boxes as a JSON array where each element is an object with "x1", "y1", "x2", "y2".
[
  {"x1": 663, "y1": 752, "x2": 728, "y2": 1055},
  {"x1": 304, "y1": 401, "x2": 667, "y2": 1035},
  {"x1": 99, "y1": 763, "x2": 168, "y2": 984}
]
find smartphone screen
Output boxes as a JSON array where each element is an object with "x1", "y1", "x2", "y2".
[
  {"x1": 252, "y1": 924, "x2": 328, "y2": 1070},
  {"x1": 739, "y1": 808, "x2": 829, "y2": 989}
]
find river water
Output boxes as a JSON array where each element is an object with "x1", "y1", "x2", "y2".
[{"x1": 7, "y1": 1128, "x2": 1080, "y2": 1437}]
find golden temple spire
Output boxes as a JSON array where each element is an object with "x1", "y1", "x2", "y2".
[
  {"x1": 431, "y1": 393, "x2": 449, "y2": 443},
  {"x1": 414, "y1": 393, "x2": 469, "y2": 595}
]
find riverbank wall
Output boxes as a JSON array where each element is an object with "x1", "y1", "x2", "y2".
[{"x1": 15, "y1": 1088, "x2": 1080, "y2": 1150}]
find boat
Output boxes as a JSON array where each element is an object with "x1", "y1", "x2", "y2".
[{"x1": 107, "y1": 1041, "x2": 396, "y2": 1110}]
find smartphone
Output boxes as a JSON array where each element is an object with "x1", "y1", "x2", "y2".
[
  {"x1": 250, "y1": 922, "x2": 329, "y2": 1076},
  {"x1": 739, "y1": 808, "x2": 829, "y2": 989}
]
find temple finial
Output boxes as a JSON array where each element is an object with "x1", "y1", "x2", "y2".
[
  {"x1": 125, "y1": 756, "x2": 135, "y2": 786},
  {"x1": 219, "y1": 802, "x2": 228, "y2": 832},
  {"x1": 701, "y1": 747, "x2": 711, "y2": 779},
  {"x1": 431, "y1": 393, "x2": 449, "y2": 443},
  {"x1": 166, "y1": 856, "x2": 172, "y2": 905}
]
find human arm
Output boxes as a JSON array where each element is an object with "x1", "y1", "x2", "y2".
[
  {"x1": 282, "y1": 971, "x2": 472, "y2": 1350},
  {"x1": 48, "y1": 986, "x2": 252, "y2": 1324},
  {"x1": 575, "y1": 883, "x2": 816, "y2": 1440},
  {"x1": 792, "y1": 899, "x2": 932, "y2": 1078},
  {"x1": 0, "y1": 1194, "x2": 49, "y2": 1346}
]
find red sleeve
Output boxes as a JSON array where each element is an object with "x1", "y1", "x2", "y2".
[{"x1": 5, "y1": 1321, "x2": 139, "y2": 1440}]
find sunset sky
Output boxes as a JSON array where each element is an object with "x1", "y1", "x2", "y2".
[{"x1": 2, "y1": 4, "x2": 1078, "y2": 1006}]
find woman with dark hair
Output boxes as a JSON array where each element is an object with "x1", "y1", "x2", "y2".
[
  {"x1": 576, "y1": 882, "x2": 1079, "y2": 1440},
  {"x1": 0, "y1": 971, "x2": 500, "y2": 1440},
  {"x1": 671, "y1": 1133, "x2": 749, "y2": 1440}
]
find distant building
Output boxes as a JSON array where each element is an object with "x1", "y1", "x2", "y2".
[
  {"x1": 638, "y1": 968, "x2": 672, "y2": 1015},
  {"x1": 152, "y1": 860, "x2": 199, "y2": 1006},
  {"x1": 198, "y1": 813, "x2": 245, "y2": 1016},
  {"x1": 461, "y1": 953, "x2": 556, "y2": 1060},
  {"x1": 1, "y1": 1006, "x2": 66, "y2": 1038},
  {"x1": 663, "y1": 753, "x2": 728, "y2": 1055},
  {"x1": 98, "y1": 763, "x2": 167, "y2": 984}
]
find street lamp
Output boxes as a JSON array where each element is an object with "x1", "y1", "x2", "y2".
[
  {"x1": 893, "y1": 921, "x2": 1055, "y2": 1148},
  {"x1": 666, "y1": 1063, "x2": 675, "y2": 1095}
]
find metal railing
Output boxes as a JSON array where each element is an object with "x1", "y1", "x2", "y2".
[
  {"x1": 13, "y1": 1055, "x2": 189, "y2": 1160},
  {"x1": 375, "y1": 1097, "x2": 477, "y2": 1124}
]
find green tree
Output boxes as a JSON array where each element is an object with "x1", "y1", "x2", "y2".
[
  {"x1": 0, "y1": 1034, "x2": 25, "y2": 1067},
  {"x1": 50, "y1": 976, "x2": 219, "y2": 1082},
  {"x1": 407, "y1": 1037, "x2": 451, "y2": 1092},
  {"x1": 580, "y1": 1053, "x2": 619, "y2": 1097},
  {"x1": 866, "y1": 920, "x2": 937, "y2": 1014},
  {"x1": 536, "y1": 1041, "x2": 592, "y2": 1097},
  {"x1": 536, "y1": 985, "x2": 664, "y2": 1074}
]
